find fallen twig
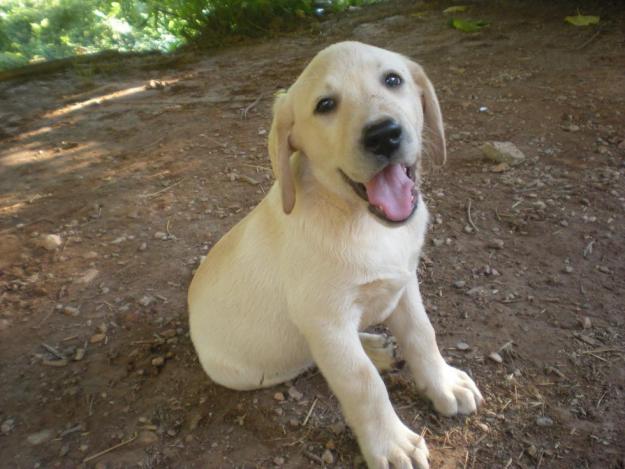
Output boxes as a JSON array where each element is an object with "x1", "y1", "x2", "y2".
[
  {"x1": 241, "y1": 93, "x2": 264, "y2": 119},
  {"x1": 42, "y1": 343, "x2": 65, "y2": 360},
  {"x1": 466, "y1": 199, "x2": 479, "y2": 232},
  {"x1": 83, "y1": 433, "x2": 138, "y2": 464},
  {"x1": 302, "y1": 398, "x2": 318, "y2": 426},
  {"x1": 143, "y1": 178, "x2": 185, "y2": 199}
]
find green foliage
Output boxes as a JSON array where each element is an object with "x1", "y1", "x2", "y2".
[
  {"x1": 449, "y1": 18, "x2": 489, "y2": 33},
  {"x1": 0, "y1": 0, "x2": 375, "y2": 71},
  {"x1": 564, "y1": 13, "x2": 599, "y2": 27}
]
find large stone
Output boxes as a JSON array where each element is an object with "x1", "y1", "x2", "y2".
[{"x1": 481, "y1": 141, "x2": 526, "y2": 166}]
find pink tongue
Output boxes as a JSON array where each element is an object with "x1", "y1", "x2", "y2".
[{"x1": 364, "y1": 164, "x2": 415, "y2": 221}]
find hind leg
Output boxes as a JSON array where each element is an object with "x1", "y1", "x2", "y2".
[{"x1": 359, "y1": 332, "x2": 397, "y2": 372}]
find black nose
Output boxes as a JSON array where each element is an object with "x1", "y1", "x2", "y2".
[{"x1": 363, "y1": 119, "x2": 402, "y2": 159}]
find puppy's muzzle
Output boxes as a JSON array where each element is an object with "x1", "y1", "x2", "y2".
[{"x1": 363, "y1": 118, "x2": 402, "y2": 159}]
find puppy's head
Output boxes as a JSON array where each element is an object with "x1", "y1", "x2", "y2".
[{"x1": 269, "y1": 41, "x2": 445, "y2": 223}]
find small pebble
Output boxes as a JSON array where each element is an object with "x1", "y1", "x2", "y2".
[
  {"x1": 1, "y1": 419, "x2": 15, "y2": 434},
  {"x1": 288, "y1": 386, "x2": 303, "y2": 401},
  {"x1": 39, "y1": 234, "x2": 62, "y2": 251},
  {"x1": 476, "y1": 422, "x2": 489, "y2": 432},
  {"x1": 456, "y1": 342, "x2": 470, "y2": 351},
  {"x1": 63, "y1": 306, "x2": 80, "y2": 317},
  {"x1": 151, "y1": 356, "x2": 165, "y2": 367},
  {"x1": 273, "y1": 392, "x2": 285, "y2": 402},
  {"x1": 562, "y1": 265, "x2": 574, "y2": 274},
  {"x1": 582, "y1": 317, "x2": 592, "y2": 329},
  {"x1": 273, "y1": 456, "x2": 285, "y2": 466},
  {"x1": 138, "y1": 242, "x2": 147, "y2": 251},
  {"x1": 453, "y1": 280, "x2": 466, "y2": 289},
  {"x1": 432, "y1": 238, "x2": 444, "y2": 247},
  {"x1": 488, "y1": 239, "x2": 505, "y2": 250},
  {"x1": 89, "y1": 333, "x2": 106, "y2": 344},
  {"x1": 139, "y1": 295, "x2": 154, "y2": 307},
  {"x1": 321, "y1": 449, "x2": 335, "y2": 465},
  {"x1": 27, "y1": 429, "x2": 52, "y2": 445},
  {"x1": 536, "y1": 415, "x2": 553, "y2": 427},
  {"x1": 488, "y1": 352, "x2": 503, "y2": 363}
]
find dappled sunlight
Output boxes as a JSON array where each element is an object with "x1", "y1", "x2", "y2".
[{"x1": 42, "y1": 82, "x2": 178, "y2": 119}]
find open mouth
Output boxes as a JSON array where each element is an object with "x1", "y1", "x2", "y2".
[{"x1": 340, "y1": 164, "x2": 419, "y2": 224}]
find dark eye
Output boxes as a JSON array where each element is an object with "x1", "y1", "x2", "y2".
[
  {"x1": 315, "y1": 97, "x2": 336, "y2": 114},
  {"x1": 384, "y1": 72, "x2": 403, "y2": 88}
]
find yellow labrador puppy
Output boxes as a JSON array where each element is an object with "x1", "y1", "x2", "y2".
[{"x1": 189, "y1": 41, "x2": 482, "y2": 468}]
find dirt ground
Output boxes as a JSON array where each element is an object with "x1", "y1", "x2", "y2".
[{"x1": 1, "y1": 1, "x2": 624, "y2": 468}]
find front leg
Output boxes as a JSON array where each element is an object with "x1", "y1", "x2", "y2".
[
  {"x1": 299, "y1": 319, "x2": 429, "y2": 469},
  {"x1": 386, "y1": 280, "x2": 483, "y2": 416}
]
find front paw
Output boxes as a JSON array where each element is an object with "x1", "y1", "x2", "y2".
[
  {"x1": 426, "y1": 365, "x2": 483, "y2": 416},
  {"x1": 359, "y1": 418, "x2": 429, "y2": 469}
]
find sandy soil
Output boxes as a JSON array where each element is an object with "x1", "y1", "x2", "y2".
[{"x1": 1, "y1": 1, "x2": 624, "y2": 468}]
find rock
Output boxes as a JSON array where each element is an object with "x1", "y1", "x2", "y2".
[
  {"x1": 563, "y1": 265, "x2": 574, "y2": 274},
  {"x1": 63, "y1": 306, "x2": 80, "y2": 317},
  {"x1": 137, "y1": 430, "x2": 159, "y2": 445},
  {"x1": 139, "y1": 295, "x2": 154, "y2": 307},
  {"x1": 1, "y1": 419, "x2": 15, "y2": 434},
  {"x1": 77, "y1": 268, "x2": 99, "y2": 284},
  {"x1": 467, "y1": 286, "x2": 485, "y2": 297},
  {"x1": 154, "y1": 231, "x2": 168, "y2": 240},
  {"x1": 138, "y1": 242, "x2": 147, "y2": 251},
  {"x1": 456, "y1": 342, "x2": 471, "y2": 351},
  {"x1": 488, "y1": 352, "x2": 503, "y2": 363},
  {"x1": 273, "y1": 392, "x2": 285, "y2": 402},
  {"x1": 487, "y1": 239, "x2": 505, "y2": 250},
  {"x1": 453, "y1": 280, "x2": 466, "y2": 289},
  {"x1": 90, "y1": 333, "x2": 106, "y2": 344},
  {"x1": 491, "y1": 162, "x2": 510, "y2": 173},
  {"x1": 536, "y1": 415, "x2": 553, "y2": 427},
  {"x1": 27, "y1": 429, "x2": 52, "y2": 445},
  {"x1": 321, "y1": 449, "x2": 335, "y2": 465},
  {"x1": 481, "y1": 141, "x2": 526, "y2": 166},
  {"x1": 273, "y1": 456, "x2": 285, "y2": 466},
  {"x1": 527, "y1": 444, "x2": 538, "y2": 457},
  {"x1": 561, "y1": 123, "x2": 580, "y2": 132},
  {"x1": 0, "y1": 319, "x2": 10, "y2": 331},
  {"x1": 151, "y1": 356, "x2": 165, "y2": 367},
  {"x1": 432, "y1": 238, "x2": 444, "y2": 247},
  {"x1": 582, "y1": 317, "x2": 592, "y2": 329},
  {"x1": 38, "y1": 234, "x2": 62, "y2": 251},
  {"x1": 288, "y1": 387, "x2": 303, "y2": 401}
]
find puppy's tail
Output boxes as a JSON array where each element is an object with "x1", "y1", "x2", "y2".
[{"x1": 359, "y1": 332, "x2": 398, "y2": 373}]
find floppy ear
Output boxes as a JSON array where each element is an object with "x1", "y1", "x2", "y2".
[
  {"x1": 268, "y1": 92, "x2": 296, "y2": 214},
  {"x1": 407, "y1": 60, "x2": 447, "y2": 165}
]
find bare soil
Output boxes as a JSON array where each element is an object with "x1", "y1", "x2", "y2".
[{"x1": 1, "y1": 1, "x2": 624, "y2": 468}]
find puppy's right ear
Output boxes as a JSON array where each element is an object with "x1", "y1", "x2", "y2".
[{"x1": 268, "y1": 92, "x2": 296, "y2": 214}]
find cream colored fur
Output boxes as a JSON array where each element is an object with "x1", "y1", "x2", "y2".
[{"x1": 188, "y1": 41, "x2": 482, "y2": 469}]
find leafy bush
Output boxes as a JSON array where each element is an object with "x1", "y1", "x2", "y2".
[{"x1": 0, "y1": 0, "x2": 376, "y2": 71}]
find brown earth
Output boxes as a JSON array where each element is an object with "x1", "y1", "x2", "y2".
[{"x1": 1, "y1": 1, "x2": 624, "y2": 468}]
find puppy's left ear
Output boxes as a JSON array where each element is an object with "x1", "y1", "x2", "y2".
[
  {"x1": 406, "y1": 60, "x2": 447, "y2": 165},
  {"x1": 268, "y1": 92, "x2": 296, "y2": 214}
]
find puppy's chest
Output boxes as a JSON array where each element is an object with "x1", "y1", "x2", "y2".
[{"x1": 355, "y1": 272, "x2": 412, "y2": 329}]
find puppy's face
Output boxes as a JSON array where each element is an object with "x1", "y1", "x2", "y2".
[{"x1": 270, "y1": 41, "x2": 445, "y2": 223}]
